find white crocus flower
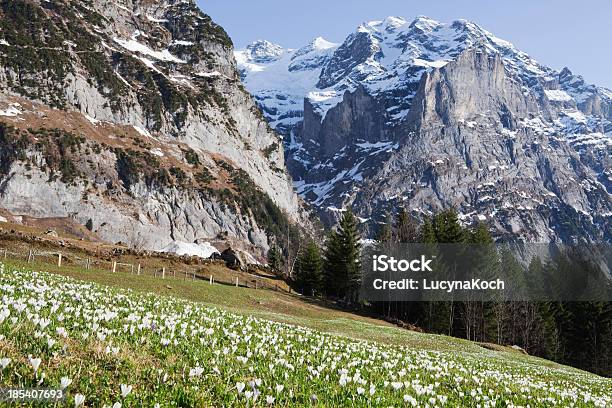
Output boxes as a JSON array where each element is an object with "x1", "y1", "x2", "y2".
[
  {"x1": 189, "y1": 367, "x2": 204, "y2": 378},
  {"x1": 60, "y1": 377, "x2": 72, "y2": 389},
  {"x1": 236, "y1": 382, "x2": 246, "y2": 394},
  {"x1": 0, "y1": 358, "x2": 10, "y2": 369},
  {"x1": 74, "y1": 394, "x2": 85, "y2": 407},
  {"x1": 29, "y1": 356, "x2": 42, "y2": 373},
  {"x1": 120, "y1": 384, "x2": 132, "y2": 398},
  {"x1": 404, "y1": 395, "x2": 418, "y2": 406}
]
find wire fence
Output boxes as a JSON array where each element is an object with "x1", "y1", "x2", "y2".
[{"x1": 0, "y1": 247, "x2": 291, "y2": 294}]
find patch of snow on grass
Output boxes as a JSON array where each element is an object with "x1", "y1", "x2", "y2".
[
  {"x1": 172, "y1": 40, "x2": 194, "y2": 46},
  {"x1": 114, "y1": 2, "x2": 131, "y2": 13},
  {"x1": 563, "y1": 109, "x2": 587, "y2": 123},
  {"x1": 137, "y1": 57, "x2": 162, "y2": 74},
  {"x1": 114, "y1": 37, "x2": 186, "y2": 63},
  {"x1": 150, "y1": 148, "x2": 164, "y2": 157},
  {"x1": 84, "y1": 114, "x2": 99, "y2": 125},
  {"x1": 0, "y1": 104, "x2": 22, "y2": 117},
  {"x1": 195, "y1": 71, "x2": 222, "y2": 78},
  {"x1": 159, "y1": 241, "x2": 219, "y2": 259},
  {"x1": 147, "y1": 15, "x2": 168, "y2": 23},
  {"x1": 133, "y1": 126, "x2": 152, "y2": 138}
]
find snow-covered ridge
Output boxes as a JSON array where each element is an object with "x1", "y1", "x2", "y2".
[
  {"x1": 237, "y1": 15, "x2": 612, "y2": 129},
  {"x1": 235, "y1": 37, "x2": 339, "y2": 132}
]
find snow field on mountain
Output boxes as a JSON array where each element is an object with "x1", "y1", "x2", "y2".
[{"x1": 237, "y1": 16, "x2": 612, "y2": 140}]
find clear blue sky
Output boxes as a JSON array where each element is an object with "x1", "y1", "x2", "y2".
[{"x1": 197, "y1": 0, "x2": 611, "y2": 89}]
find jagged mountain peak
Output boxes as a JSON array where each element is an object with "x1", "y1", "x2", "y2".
[
  {"x1": 408, "y1": 15, "x2": 440, "y2": 30},
  {"x1": 356, "y1": 15, "x2": 489, "y2": 40},
  {"x1": 358, "y1": 16, "x2": 410, "y2": 33},
  {"x1": 237, "y1": 14, "x2": 612, "y2": 243},
  {"x1": 243, "y1": 39, "x2": 285, "y2": 63},
  {"x1": 305, "y1": 36, "x2": 338, "y2": 51},
  {"x1": 239, "y1": 14, "x2": 612, "y2": 126}
]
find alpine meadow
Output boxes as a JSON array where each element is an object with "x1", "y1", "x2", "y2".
[{"x1": 0, "y1": 0, "x2": 610, "y2": 407}]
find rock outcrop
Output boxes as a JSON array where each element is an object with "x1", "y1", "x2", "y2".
[{"x1": 0, "y1": 0, "x2": 310, "y2": 258}]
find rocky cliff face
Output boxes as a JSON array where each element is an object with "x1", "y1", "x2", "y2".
[
  {"x1": 237, "y1": 16, "x2": 611, "y2": 243},
  {"x1": 358, "y1": 47, "x2": 610, "y2": 242},
  {"x1": 0, "y1": 0, "x2": 309, "y2": 257}
]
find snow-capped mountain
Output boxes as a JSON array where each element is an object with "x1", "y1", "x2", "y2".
[
  {"x1": 237, "y1": 16, "x2": 612, "y2": 242},
  {"x1": 235, "y1": 37, "x2": 339, "y2": 136}
]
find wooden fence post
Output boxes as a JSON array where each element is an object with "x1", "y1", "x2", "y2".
[
  {"x1": 27, "y1": 250, "x2": 32, "y2": 263},
  {"x1": 112, "y1": 261, "x2": 117, "y2": 273},
  {"x1": 162, "y1": 267, "x2": 166, "y2": 279},
  {"x1": 209, "y1": 275, "x2": 213, "y2": 285},
  {"x1": 57, "y1": 253, "x2": 62, "y2": 267},
  {"x1": 235, "y1": 277, "x2": 239, "y2": 287},
  {"x1": 137, "y1": 264, "x2": 141, "y2": 275},
  {"x1": 173, "y1": 270, "x2": 176, "y2": 279},
  {"x1": 4, "y1": 249, "x2": 7, "y2": 259}
]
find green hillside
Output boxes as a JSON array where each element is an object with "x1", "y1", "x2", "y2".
[{"x1": 0, "y1": 263, "x2": 609, "y2": 407}]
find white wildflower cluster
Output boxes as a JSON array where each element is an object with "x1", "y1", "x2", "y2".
[{"x1": 0, "y1": 265, "x2": 610, "y2": 406}]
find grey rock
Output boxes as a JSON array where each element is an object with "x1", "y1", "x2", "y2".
[{"x1": 0, "y1": 0, "x2": 312, "y2": 257}]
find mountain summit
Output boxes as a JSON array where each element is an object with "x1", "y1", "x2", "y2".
[{"x1": 237, "y1": 16, "x2": 611, "y2": 242}]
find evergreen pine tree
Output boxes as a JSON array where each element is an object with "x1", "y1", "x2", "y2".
[
  {"x1": 420, "y1": 217, "x2": 437, "y2": 243},
  {"x1": 267, "y1": 246, "x2": 282, "y2": 273},
  {"x1": 323, "y1": 210, "x2": 362, "y2": 302},
  {"x1": 470, "y1": 223, "x2": 493, "y2": 244},
  {"x1": 323, "y1": 230, "x2": 342, "y2": 297},
  {"x1": 295, "y1": 240, "x2": 323, "y2": 296},
  {"x1": 395, "y1": 208, "x2": 418, "y2": 243},
  {"x1": 467, "y1": 223, "x2": 499, "y2": 342},
  {"x1": 538, "y1": 301, "x2": 562, "y2": 361},
  {"x1": 339, "y1": 210, "x2": 362, "y2": 302},
  {"x1": 434, "y1": 209, "x2": 465, "y2": 243},
  {"x1": 375, "y1": 219, "x2": 392, "y2": 243},
  {"x1": 526, "y1": 256, "x2": 546, "y2": 298}
]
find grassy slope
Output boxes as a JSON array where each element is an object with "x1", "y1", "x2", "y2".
[{"x1": 4, "y1": 260, "x2": 592, "y2": 377}]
